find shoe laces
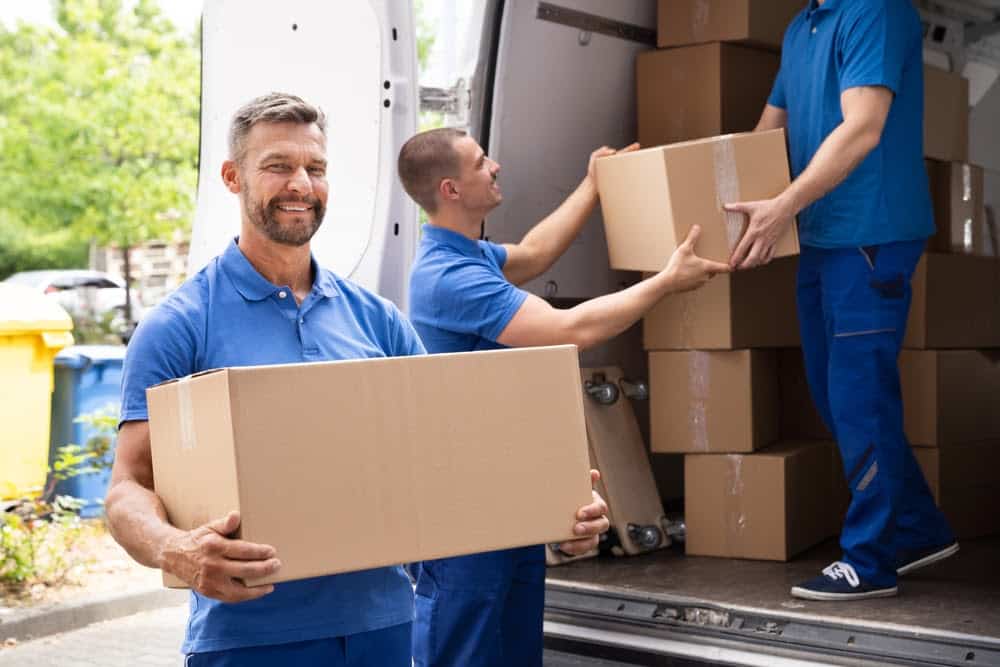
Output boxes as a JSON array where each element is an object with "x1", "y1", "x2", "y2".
[{"x1": 822, "y1": 561, "x2": 860, "y2": 587}]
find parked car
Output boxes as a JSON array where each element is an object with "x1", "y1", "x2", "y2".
[{"x1": 3, "y1": 270, "x2": 142, "y2": 332}]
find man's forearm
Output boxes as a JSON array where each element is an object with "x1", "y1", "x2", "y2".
[
  {"x1": 776, "y1": 119, "x2": 881, "y2": 218},
  {"x1": 565, "y1": 270, "x2": 674, "y2": 350},
  {"x1": 106, "y1": 480, "x2": 184, "y2": 570}
]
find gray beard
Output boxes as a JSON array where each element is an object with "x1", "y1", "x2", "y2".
[{"x1": 245, "y1": 192, "x2": 325, "y2": 247}]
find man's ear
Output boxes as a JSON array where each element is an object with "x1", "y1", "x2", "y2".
[
  {"x1": 221, "y1": 160, "x2": 241, "y2": 194},
  {"x1": 438, "y1": 178, "x2": 459, "y2": 203}
]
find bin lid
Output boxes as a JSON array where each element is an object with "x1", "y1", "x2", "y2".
[
  {"x1": 55, "y1": 344, "x2": 127, "y2": 369},
  {"x1": 0, "y1": 283, "x2": 74, "y2": 337}
]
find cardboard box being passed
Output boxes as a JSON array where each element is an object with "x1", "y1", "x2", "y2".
[
  {"x1": 643, "y1": 256, "x2": 800, "y2": 350},
  {"x1": 147, "y1": 346, "x2": 592, "y2": 587},
  {"x1": 637, "y1": 43, "x2": 779, "y2": 148},
  {"x1": 649, "y1": 350, "x2": 779, "y2": 454},
  {"x1": 685, "y1": 441, "x2": 839, "y2": 561},
  {"x1": 596, "y1": 130, "x2": 799, "y2": 271},
  {"x1": 657, "y1": 0, "x2": 802, "y2": 50}
]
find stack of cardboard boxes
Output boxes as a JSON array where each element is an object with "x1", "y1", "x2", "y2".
[
  {"x1": 598, "y1": 2, "x2": 1000, "y2": 562},
  {"x1": 633, "y1": 0, "x2": 839, "y2": 562}
]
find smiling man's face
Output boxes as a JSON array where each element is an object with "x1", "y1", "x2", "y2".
[{"x1": 233, "y1": 120, "x2": 329, "y2": 246}]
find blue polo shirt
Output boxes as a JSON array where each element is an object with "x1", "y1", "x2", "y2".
[
  {"x1": 408, "y1": 225, "x2": 528, "y2": 354},
  {"x1": 120, "y1": 238, "x2": 424, "y2": 655},
  {"x1": 768, "y1": 0, "x2": 934, "y2": 247}
]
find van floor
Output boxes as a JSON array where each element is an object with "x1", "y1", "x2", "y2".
[{"x1": 545, "y1": 535, "x2": 1000, "y2": 640}]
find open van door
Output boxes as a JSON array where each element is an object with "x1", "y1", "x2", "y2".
[{"x1": 189, "y1": 0, "x2": 419, "y2": 311}]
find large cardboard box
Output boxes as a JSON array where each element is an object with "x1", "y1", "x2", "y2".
[
  {"x1": 900, "y1": 350, "x2": 1000, "y2": 447},
  {"x1": 914, "y1": 440, "x2": 1000, "y2": 539},
  {"x1": 924, "y1": 65, "x2": 969, "y2": 163},
  {"x1": 147, "y1": 347, "x2": 593, "y2": 587},
  {"x1": 685, "y1": 441, "x2": 839, "y2": 561},
  {"x1": 649, "y1": 350, "x2": 780, "y2": 454},
  {"x1": 636, "y1": 43, "x2": 779, "y2": 148},
  {"x1": 926, "y1": 160, "x2": 987, "y2": 255},
  {"x1": 656, "y1": 0, "x2": 801, "y2": 50},
  {"x1": 596, "y1": 130, "x2": 799, "y2": 271},
  {"x1": 777, "y1": 348, "x2": 832, "y2": 441},
  {"x1": 643, "y1": 257, "x2": 800, "y2": 350},
  {"x1": 905, "y1": 253, "x2": 1000, "y2": 349}
]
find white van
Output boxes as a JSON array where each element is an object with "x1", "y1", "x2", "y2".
[{"x1": 192, "y1": 2, "x2": 1000, "y2": 664}]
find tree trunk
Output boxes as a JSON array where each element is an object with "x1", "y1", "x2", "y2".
[{"x1": 122, "y1": 244, "x2": 133, "y2": 324}]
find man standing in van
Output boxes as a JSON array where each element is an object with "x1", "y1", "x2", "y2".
[
  {"x1": 724, "y1": 0, "x2": 957, "y2": 600},
  {"x1": 398, "y1": 129, "x2": 729, "y2": 665},
  {"x1": 105, "y1": 92, "x2": 608, "y2": 666}
]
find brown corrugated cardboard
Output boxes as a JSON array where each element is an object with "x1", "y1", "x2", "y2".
[
  {"x1": 926, "y1": 160, "x2": 987, "y2": 255},
  {"x1": 777, "y1": 348, "x2": 832, "y2": 441},
  {"x1": 656, "y1": 0, "x2": 801, "y2": 50},
  {"x1": 649, "y1": 350, "x2": 779, "y2": 454},
  {"x1": 596, "y1": 130, "x2": 799, "y2": 271},
  {"x1": 924, "y1": 65, "x2": 969, "y2": 163},
  {"x1": 900, "y1": 350, "x2": 1000, "y2": 447},
  {"x1": 905, "y1": 253, "x2": 1000, "y2": 349},
  {"x1": 914, "y1": 440, "x2": 1000, "y2": 539},
  {"x1": 643, "y1": 257, "x2": 800, "y2": 350},
  {"x1": 684, "y1": 441, "x2": 838, "y2": 561},
  {"x1": 147, "y1": 346, "x2": 593, "y2": 587},
  {"x1": 636, "y1": 43, "x2": 779, "y2": 148}
]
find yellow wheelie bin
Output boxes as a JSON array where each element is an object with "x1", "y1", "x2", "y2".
[{"x1": 0, "y1": 283, "x2": 74, "y2": 500}]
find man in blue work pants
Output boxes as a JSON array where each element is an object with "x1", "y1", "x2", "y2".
[
  {"x1": 397, "y1": 127, "x2": 727, "y2": 661},
  {"x1": 726, "y1": 0, "x2": 957, "y2": 600}
]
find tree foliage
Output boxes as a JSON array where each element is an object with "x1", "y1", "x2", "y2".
[{"x1": 0, "y1": 0, "x2": 199, "y2": 281}]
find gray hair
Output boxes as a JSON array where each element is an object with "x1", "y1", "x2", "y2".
[{"x1": 228, "y1": 92, "x2": 327, "y2": 165}]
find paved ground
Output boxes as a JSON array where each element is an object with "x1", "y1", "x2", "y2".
[
  {"x1": 0, "y1": 605, "x2": 187, "y2": 666},
  {"x1": 0, "y1": 607, "x2": 630, "y2": 666}
]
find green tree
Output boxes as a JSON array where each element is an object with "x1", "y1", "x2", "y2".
[{"x1": 0, "y1": 0, "x2": 199, "y2": 319}]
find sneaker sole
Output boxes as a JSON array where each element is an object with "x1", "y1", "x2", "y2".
[
  {"x1": 896, "y1": 542, "x2": 960, "y2": 576},
  {"x1": 790, "y1": 585, "x2": 899, "y2": 601}
]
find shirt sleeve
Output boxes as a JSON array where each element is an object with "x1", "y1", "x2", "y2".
[
  {"x1": 481, "y1": 240, "x2": 509, "y2": 269},
  {"x1": 388, "y1": 306, "x2": 428, "y2": 357},
  {"x1": 119, "y1": 303, "x2": 199, "y2": 425},
  {"x1": 433, "y1": 260, "x2": 529, "y2": 342},
  {"x1": 837, "y1": 1, "x2": 906, "y2": 94},
  {"x1": 767, "y1": 63, "x2": 787, "y2": 110}
]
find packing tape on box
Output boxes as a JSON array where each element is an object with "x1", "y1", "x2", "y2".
[
  {"x1": 689, "y1": 351, "x2": 710, "y2": 451},
  {"x1": 726, "y1": 454, "x2": 747, "y2": 536},
  {"x1": 712, "y1": 136, "x2": 745, "y2": 251},
  {"x1": 177, "y1": 378, "x2": 197, "y2": 451}
]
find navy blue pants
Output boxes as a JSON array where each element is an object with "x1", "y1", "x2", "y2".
[
  {"x1": 184, "y1": 622, "x2": 411, "y2": 667},
  {"x1": 412, "y1": 545, "x2": 546, "y2": 667},
  {"x1": 797, "y1": 242, "x2": 954, "y2": 587}
]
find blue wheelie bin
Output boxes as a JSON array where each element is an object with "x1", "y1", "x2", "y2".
[{"x1": 48, "y1": 345, "x2": 126, "y2": 517}]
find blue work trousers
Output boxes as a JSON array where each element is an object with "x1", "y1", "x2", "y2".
[
  {"x1": 413, "y1": 545, "x2": 546, "y2": 667},
  {"x1": 797, "y1": 241, "x2": 954, "y2": 587}
]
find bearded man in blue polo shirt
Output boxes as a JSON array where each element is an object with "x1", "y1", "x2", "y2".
[
  {"x1": 724, "y1": 0, "x2": 958, "y2": 601},
  {"x1": 398, "y1": 129, "x2": 729, "y2": 665},
  {"x1": 105, "y1": 93, "x2": 608, "y2": 665}
]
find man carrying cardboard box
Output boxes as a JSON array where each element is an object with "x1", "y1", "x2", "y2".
[
  {"x1": 105, "y1": 93, "x2": 609, "y2": 666},
  {"x1": 397, "y1": 129, "x2": 729, "y2": 666},
  {"x1": 723, "y1": 0, "x2": 958, "y2": 600}
]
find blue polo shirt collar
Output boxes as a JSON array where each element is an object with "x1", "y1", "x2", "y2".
[
  {"x1": 221, "y1": 237, "x2": 340, "y2": 302},
  {"x1": 809, "y1": 0, "x2": 839, "y2": 15},
  {"x1": 422, "y1": 224, "x2": 483, "y2": 258}
]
